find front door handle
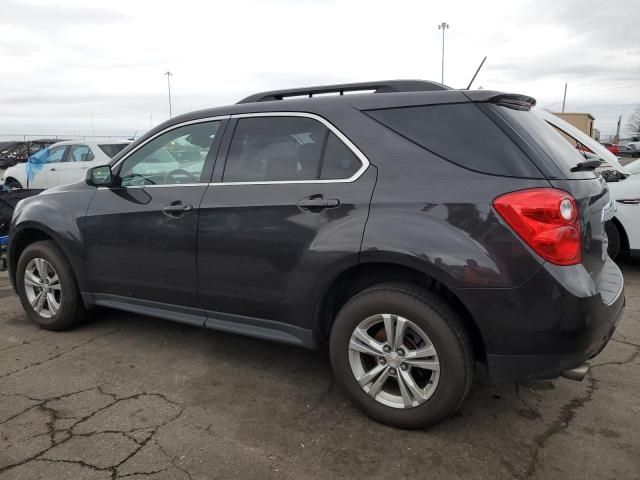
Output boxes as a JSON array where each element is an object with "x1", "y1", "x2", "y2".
[
  {"x1": 163, "y1": 202, "x2": 193, "y2": 217},
  {"x1": 298, "y1": 195, "x2": 340, "y2": 212}
]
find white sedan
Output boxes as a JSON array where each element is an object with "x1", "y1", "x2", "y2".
[{"x1": 1, "y1": 140, "x2": 130, "y2": 190}]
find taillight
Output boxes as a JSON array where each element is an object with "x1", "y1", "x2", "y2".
[{"x1": 493, "y1": 188, "x2": 581, "y2": 266}]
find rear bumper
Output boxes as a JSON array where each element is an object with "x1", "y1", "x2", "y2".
[
  {"x1": 486, "y1": 294, "x2": 624, "y2": 382},
  {"x1": 458, "y1": 259, "x2": 625, "y2": 383}
]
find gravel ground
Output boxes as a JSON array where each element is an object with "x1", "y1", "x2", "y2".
[{"x1": 0, "y1": 259, "x2": 638, "y2": 480}]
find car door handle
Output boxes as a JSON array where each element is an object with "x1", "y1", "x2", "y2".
[
  {"x1": 49, "y1": 168, "x2": 56, "y2": 172},
  {"x1": 162, "y1": 203, "x2": 193, "y2": 217},
  {"x1": 298, "y1": 195, "x2": 340, "y2": 212}
]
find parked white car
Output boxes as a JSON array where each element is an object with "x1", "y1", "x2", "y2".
[
  {"x1": 1, "y1": 140, "x2": 130, "y2": 190},
  {"x1": 540, "y1": 111, "x2": 639, "y2": 259}
]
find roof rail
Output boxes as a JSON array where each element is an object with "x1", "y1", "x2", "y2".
[{"x1": 237, "y1": 79, "x2": 449, "y2": 104}]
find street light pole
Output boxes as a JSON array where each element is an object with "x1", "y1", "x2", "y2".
[
  {"x1": 164, "y1": 71, "x2": 173, "y2": 118},
  {"x1": 438, "y1": 22, "x2": 449, "y2": 85}
]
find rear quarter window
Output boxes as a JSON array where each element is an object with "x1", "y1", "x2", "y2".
[
  {"x1": 491, "y1": 106, "x2": 596, "y2": 179},
  {"x1": 364, "y1": 103, "x2": 542, "y2": 178}
]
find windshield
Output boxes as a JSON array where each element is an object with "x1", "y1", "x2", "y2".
[{"x1": 99, "y1": 143, "x2": 129, "y2": 158}]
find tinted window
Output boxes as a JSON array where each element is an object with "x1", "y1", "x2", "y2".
[
  {"x1": 99, "y1": 144, "x2": 129, "y2": 158},
  {"x1": 67, "y1": 145, "x2": 94, "y2": 162},
  {"x1": 223, "y1": 117, "x2": 363, "y2": 182},
  {"x1": 224, "y1": 117, "x2": 326, "y2": 182},
  {"x1": 119, "y1": 121, "x2": 220, "y2": 186},
  {"x1": 320, "y1": 132, "x2": 361, "y2": 179},
  {"x1": 365, "y1": 104, "x2": 540, "y2": 177},
  {"x1": 495, "y1": 106, "x2": 595, "y2": 178}
]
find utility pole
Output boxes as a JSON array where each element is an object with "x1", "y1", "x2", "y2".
[
  {"x1": 438, "y1": 22, "x2": 449, "y2": 84},
  {"x1": 615, "y1": 115, "x2": 622, "y2": 144},
  {"x1": 562, "y1": 83, "x2": 567, "y2": 113},
  {"x1": 164, "y1": 71, "x2": 173, "y2": 118}
]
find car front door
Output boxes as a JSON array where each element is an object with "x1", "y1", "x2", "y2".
[
  {"x1": 197, "y1": 113, "x2": 376, "y2": 336},
  {"x1": 28, "y1": 145, "x2": 67, "y2": 189},
  {"x1": 81, "y1": 118, "x2": 227, "y2": 322}
]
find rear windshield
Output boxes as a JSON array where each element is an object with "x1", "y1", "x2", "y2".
[
  {"x1": 492, "y1": 106, "x2": 595, "y2": 179},
  {"x1": 364, "y1": 103, "x2": 542, "y2": 178},
  {"x1": 99, "y1": 144, "x2": 129, "y2": 158}
]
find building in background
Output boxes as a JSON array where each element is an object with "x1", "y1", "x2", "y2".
[{"x1": 553, "y1": 112, "x2": 595, "y2": 138}]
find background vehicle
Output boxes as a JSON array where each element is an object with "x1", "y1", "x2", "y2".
[
  {"x1": 8, "y1": 81, "x2": 624, "y2": 429},
  {"x1": 619, "y1": 143, "x2": 640, "y2": 157},
  {"x1": 1, "y1": 140, "x2": 130, "y2": 189},
  {"x1": 0, "y1": 139, "x2": 59, "y2": 170},
  {"x1": 600, "y1": 158, "x2": 640, "y2": 258},
  {"x1": 600, "y1": 142, "x2": 620, "y2": 155},
  {"x1": 540, "y1": 112, "x2": 640, "y2": 259}
]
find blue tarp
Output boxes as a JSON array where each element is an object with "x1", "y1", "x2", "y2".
[{"x1": 0, "y1": 235, "x2": 8, "y2": 246}]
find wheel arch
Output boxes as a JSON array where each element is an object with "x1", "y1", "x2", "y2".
[
  {"x1": 9, "y1": 223, "x2": 86, "y2": 298},
  {"x1": 610, "y1": 216, "x2": 630, "y2": 254},
  {"x1": 313, "y1": 258, "x2": 487, "y2": 364}
]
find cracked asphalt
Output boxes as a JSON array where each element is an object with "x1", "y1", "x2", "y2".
[{"x1": 0, "y1": 260, "x2": 639, "y2": 480}]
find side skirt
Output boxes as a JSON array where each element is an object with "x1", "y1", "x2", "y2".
[{"x1": 90, "y1": 293, "x2": 316, "y2": 349}]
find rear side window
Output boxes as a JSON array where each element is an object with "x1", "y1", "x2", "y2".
[
  {"x1": 365, "y1": 104, "x2": 541, "y2": 178},
  {"x1": 493, "y1": 106, "x2": 596, "y2": 178},
  {"x1": 99, "y1": 144, "x2": 129, "y2": 158},
  {"x1": 223, "y1": 116, "x2": 362, "y2": 182}
]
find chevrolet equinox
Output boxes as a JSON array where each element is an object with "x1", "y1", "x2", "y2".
[{"x1": 8, "y1": 80, "x2": 625, "y2": 428}]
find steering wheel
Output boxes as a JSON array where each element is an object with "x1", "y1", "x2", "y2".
[{"x1": 163, "y1": 168, "x2": 198, "y2": 184}]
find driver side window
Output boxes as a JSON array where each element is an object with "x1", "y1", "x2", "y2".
[{"x1": 119, "y1": 121, "x2": 221, "y2": 187}]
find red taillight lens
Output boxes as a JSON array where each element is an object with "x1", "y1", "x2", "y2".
[{"x1": 493, "y1": 188, "x2": 581, "y2": 266}]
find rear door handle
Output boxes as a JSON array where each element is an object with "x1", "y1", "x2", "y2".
[
  {"x1": 298, "y1": 195, "x2": 340, "y2": 212},
  {"x1": 163, "y1": 203, "x2": 193, "y2": 217}
]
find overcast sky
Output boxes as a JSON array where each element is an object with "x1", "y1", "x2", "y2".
[{"x1": 1, "y1": 0, "x2": 638, "y2": 139}]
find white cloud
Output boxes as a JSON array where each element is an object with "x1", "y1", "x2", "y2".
[{"x1": 0, "y1": 0, "x2": 638, "y2": 137}]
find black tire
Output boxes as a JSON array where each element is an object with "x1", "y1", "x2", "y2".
[
  {"x1": 605, "y1": 221, "x2": 621, "y2": 260},
  {"x1": 329, "y1": 283, "x2": 473, "y2": 429},
  {"x1": 16, "y1": 240, "x2": 85, "y2": 331},
  {"x1": 5, "y1": 178, "x2": 22, "y2": 189}
]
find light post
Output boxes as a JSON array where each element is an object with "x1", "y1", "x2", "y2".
[
  {"x1": 164, "y1": 71, "x2": 173, "y2": 118},
  {"x1": 438, "y1": 22, "x2": 449, "y2": 84}
]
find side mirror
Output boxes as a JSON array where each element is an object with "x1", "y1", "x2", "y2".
[{"x1": 86, "y1": 165, "x2": 113, "y2": 187}]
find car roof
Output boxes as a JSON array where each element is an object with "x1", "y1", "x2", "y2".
[{"x1": 50, "y1": 139, "x2": 131, "y2": 148}]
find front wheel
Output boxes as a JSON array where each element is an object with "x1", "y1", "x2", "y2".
[
  {"x1": 605, "y1": 221, "x2": 621, "y2": 260},
  {"x1": 329, "y1": 283, "x2": 473, "y2": 429},
  {"x1": 5, "y1": 178, "x2": 22, "y2": 189},
  {"x1": 16, "y1": 240, "x2": 86, "y2": 331}
]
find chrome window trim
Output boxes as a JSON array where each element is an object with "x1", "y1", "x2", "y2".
[
  {"x1": 107, "y1": 111, "x2": 370, "y2": 188},
  {"x1": 216, "y1": 111, "x2": 370, "y2": 185}
]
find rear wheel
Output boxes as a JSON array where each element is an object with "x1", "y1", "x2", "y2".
[
  {"x1": 330, "y1": 283, "x2": 473, "y2": 429},
  {"x1": 16, "y1": 240, "x2": 85, "y2": 331},
  {"x1": 605, "y1": 221, "x2": 621, "y2": 259}
]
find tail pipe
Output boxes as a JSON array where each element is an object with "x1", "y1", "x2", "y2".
[{"x1": 561, "y1": 363, "x2": 590, "y2": 381}]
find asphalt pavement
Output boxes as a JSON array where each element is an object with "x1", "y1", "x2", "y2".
[{"x1": 0, "y1": 261, "x2": 638, "y2": 480}]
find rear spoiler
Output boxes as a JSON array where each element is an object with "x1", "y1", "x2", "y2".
[{"x1": 463, "y1": 91, "x2": 536, "y2": 110}]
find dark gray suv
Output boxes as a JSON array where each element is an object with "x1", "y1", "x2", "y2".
[{"x1": 8, "y1": 80, "x2": 624, "y2": 428}]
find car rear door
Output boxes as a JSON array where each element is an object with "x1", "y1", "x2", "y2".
[
  {"x1": 81, "y1": 118, "x2": 227, "y2": 320},
  {"x1": 196, "y1": 113, "x2": 376, "y2": 337}
]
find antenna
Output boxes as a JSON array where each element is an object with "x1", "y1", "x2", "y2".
[{"x1": 466, "y1": 56, "x2": 487, "y2": 90}]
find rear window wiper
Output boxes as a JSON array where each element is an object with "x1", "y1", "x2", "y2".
[{"x1": 570, "y1": 159, "x2": 602, "y2": 172}]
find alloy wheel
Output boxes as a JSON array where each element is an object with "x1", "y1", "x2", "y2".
[
  {"x1": 23, "y1": 258, "x2": 62, "y2": 319},
  {"x1": 348, "y1": 313, "x2": 440, "y2": 409}
]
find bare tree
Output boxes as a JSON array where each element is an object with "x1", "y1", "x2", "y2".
[{"x1": 628, "y1": 107, "x2": 640, "y2": 136}]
